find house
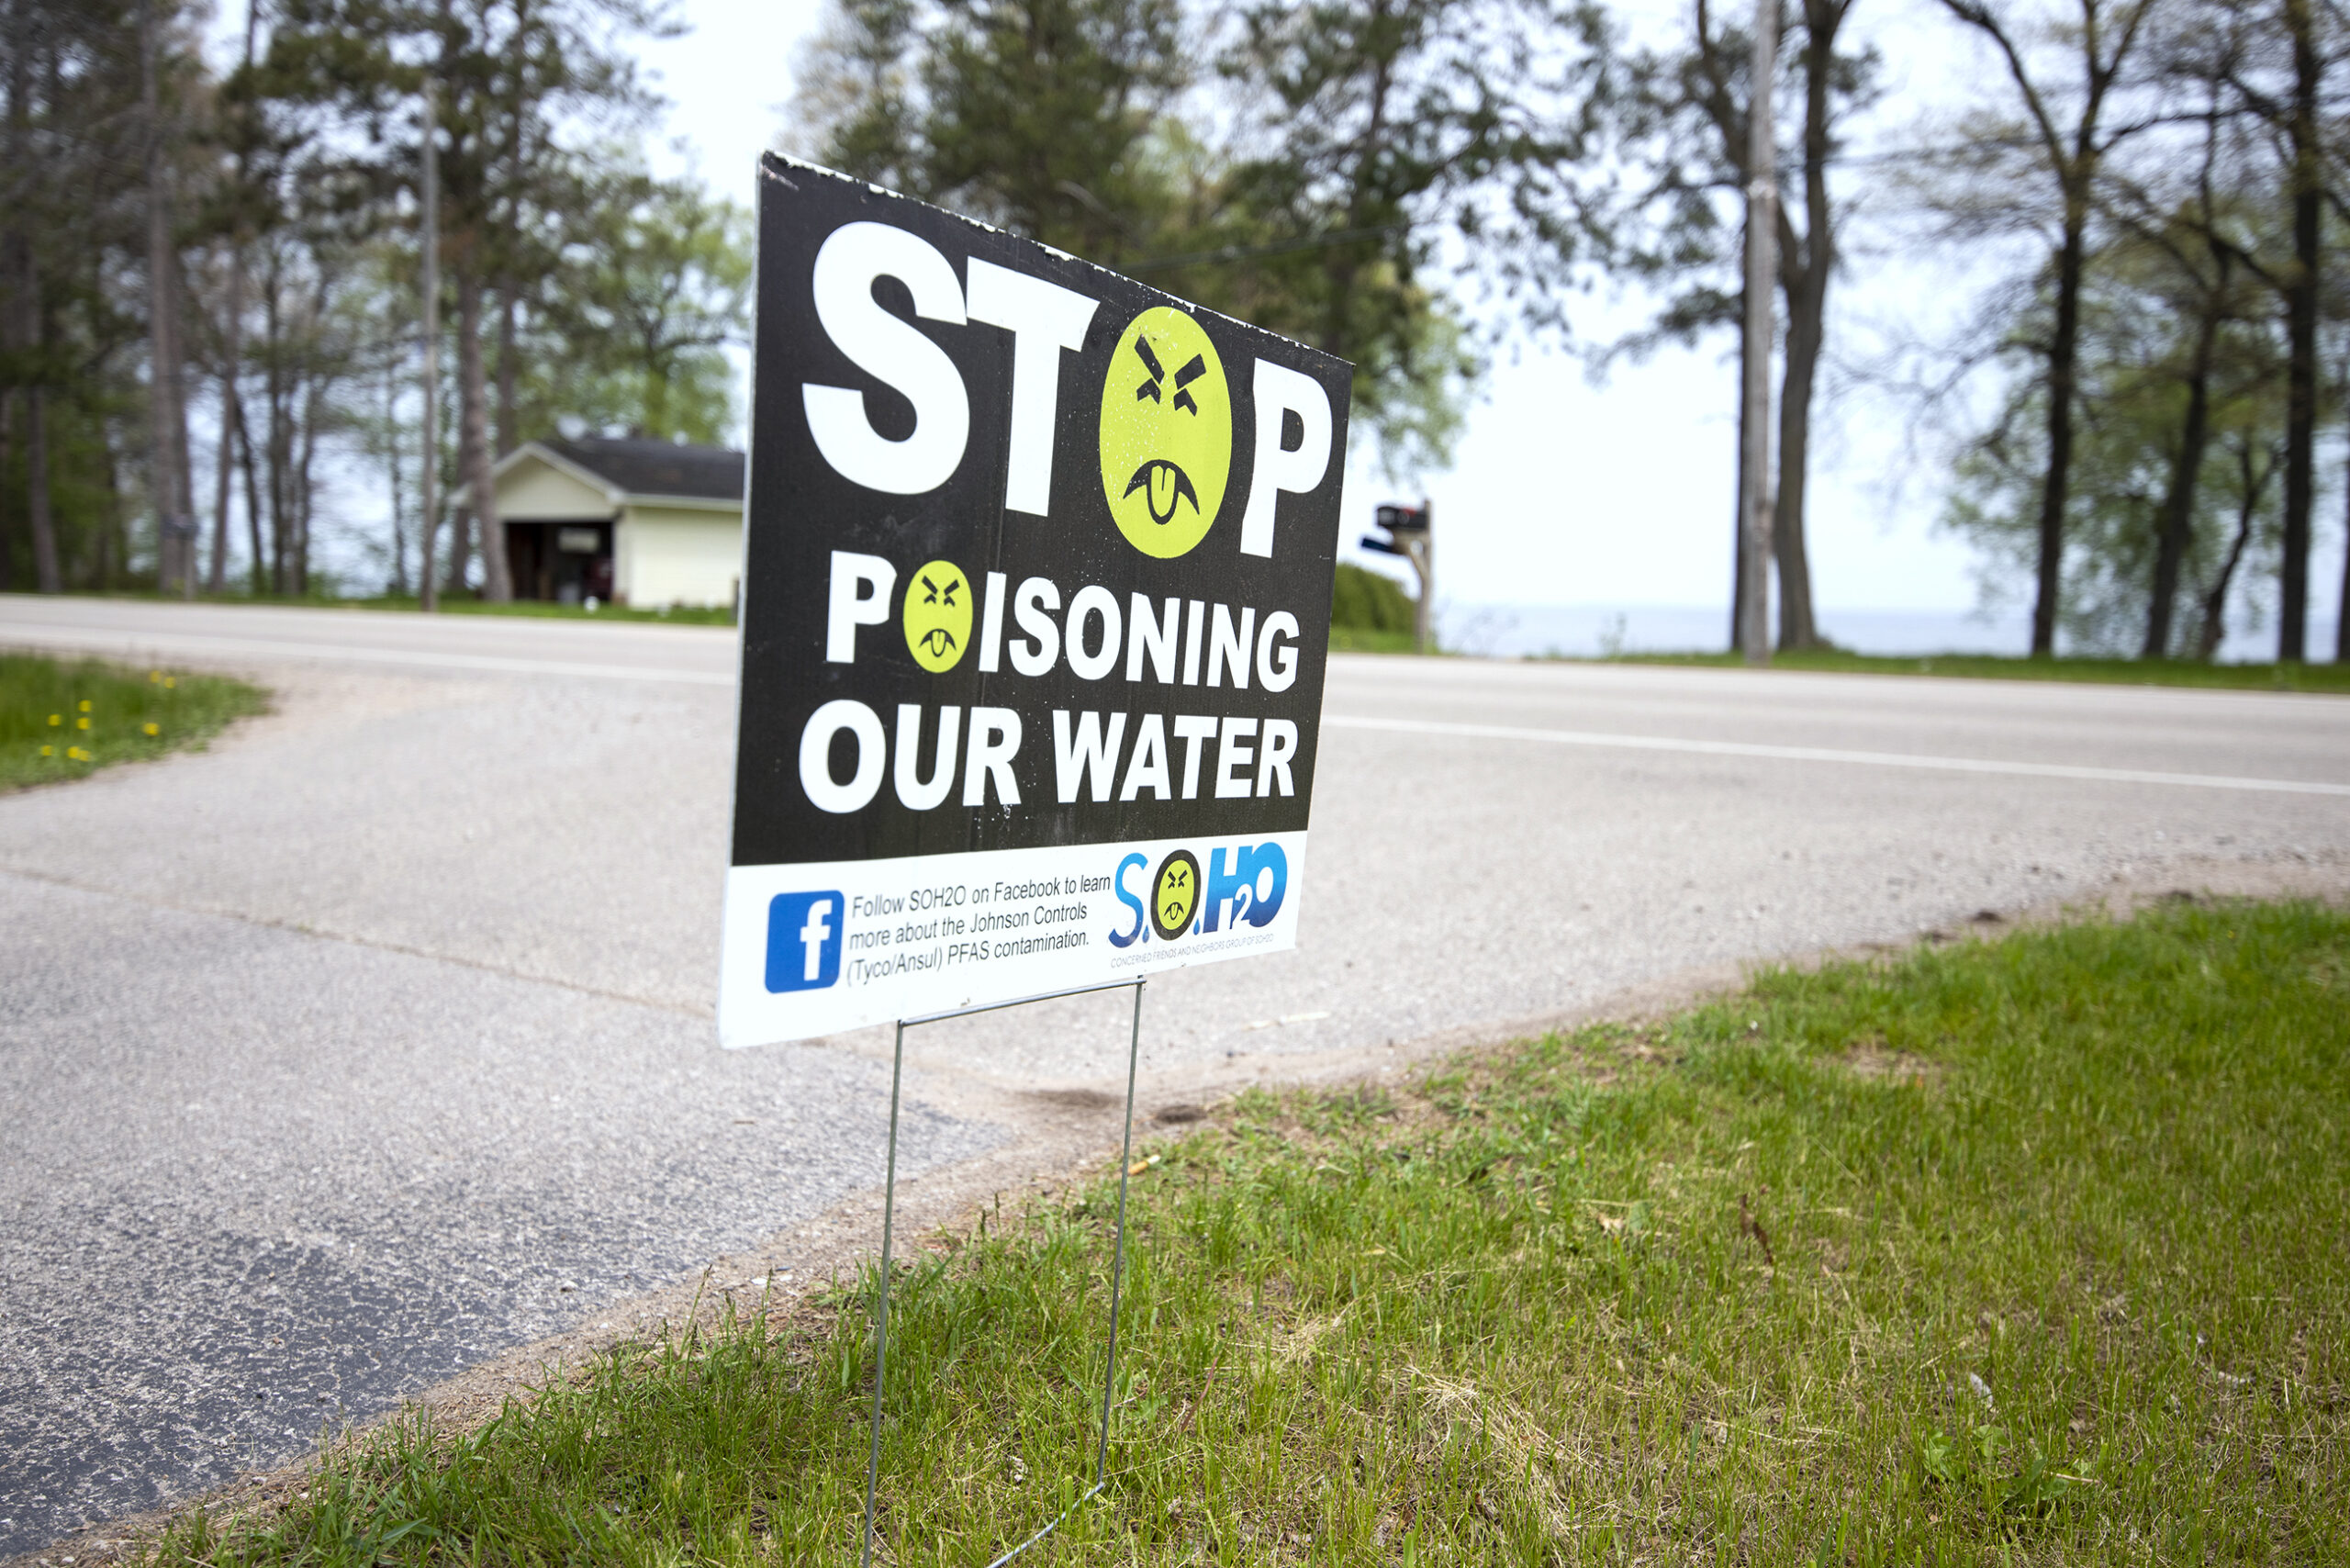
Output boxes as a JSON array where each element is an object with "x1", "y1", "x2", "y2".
[{"x1": 483, "y1": 437, "x2": 744, "y2": 609}]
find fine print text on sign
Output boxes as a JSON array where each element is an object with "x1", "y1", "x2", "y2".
[{"x1": 719, "y1": 156, "x2": 1349, "y2": 1045}]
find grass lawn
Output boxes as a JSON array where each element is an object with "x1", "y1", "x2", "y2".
[
  {"x1": 1591, "y1": 648, "x2": 2350, "y2": 695},
  {"x1": 1329, "y1": 627, "x2": 1424, "y2": 654},
  {"x1": 0, "y1": 653, "x2": 265, "y2": 792},
  {"x1": 149, "y1": 901, "x2": 2345, "y2": 1565},
  {"x1": 39, "y1": 589, "x2": 738, "y2": 625},
  {"x1": 333, "y1": 595, "x2": 737, "y2": 626}
]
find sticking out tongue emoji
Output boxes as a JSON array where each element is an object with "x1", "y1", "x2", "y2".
[
  {"x1": 1098, "y1": 306, "x2": 1232, "y2": 559},
  {"x1": 1123, "y1": 457, "x2": 1200, "y2": 527}
]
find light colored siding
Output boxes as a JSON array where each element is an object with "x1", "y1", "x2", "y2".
[
  {"x1": 618, "y1": 503, "x2": 743, "y2": 608},
  {"x1": 497, "y1": 455, "x2": 616, "y2": 520}
]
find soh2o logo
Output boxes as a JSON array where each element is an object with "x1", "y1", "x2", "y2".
[{"x1": 1109, "y1": 842, "x2": 1288, "y2": 948}]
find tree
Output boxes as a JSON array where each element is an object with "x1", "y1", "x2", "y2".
[
  {"x1": 2194, "y1": 0, "x2": 2338, "y2": 661},
  {"x1": 793, "y1": 0, "x2": 1607, "y2": 483},
  {"x1": 258, "y1": 0, "x2": 673, "y2": 601},
  {"x1": 1612, "y1": 0, "x2": 1877, "y2": 652},
  {"x1": 3, "y1": 0, "x2": 196, "y2": 594},
  {"x1": 536, "y1": 170, "x2": 750, "y2": 442},
  {"x1": 141, "y1": 0, "x2": 198, "y2": 595},
  {"x1": 1931, "y1": 0, "x2": 2161, "y2": 656},
  {"x1": 1939, "y1": 217, "x2": 2288, "y2": 656}
]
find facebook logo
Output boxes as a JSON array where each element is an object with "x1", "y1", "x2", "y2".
[{"x1": 766, "y1": 890, "x2": 845, "y2": 992}]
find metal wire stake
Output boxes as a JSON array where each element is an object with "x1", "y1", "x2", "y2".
[
  {"x1": 1096, "y1": 979, "x2": 1145, "y2": 1489},
  {"x1": 857, "y1": 979, "x2": 1147, "y2": 1568},
  {"x1": 859, "y1": 1020, "x2": 907, "y2": 1568}
]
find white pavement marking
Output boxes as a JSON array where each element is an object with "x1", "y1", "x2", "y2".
[
  {"x1": 1323, "y1": 712, "x2": 2350, "y2": 798},
  {"x1": 0, "y1": 623, "x2": 737, "y2": 686}
]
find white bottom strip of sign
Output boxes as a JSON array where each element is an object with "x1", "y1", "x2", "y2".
[
  {"x1": 1321, "y1": 714, "x2": 2350, "y2": 798},
  {"x1": 717, "y1": 834, "x2": 1308, "y2": 1046}
]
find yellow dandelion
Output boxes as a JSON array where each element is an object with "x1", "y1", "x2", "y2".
[
  {"x1": 150, "y1": 670, "x2": 162, "y2": 683},
  {"x1": 39, "y1": 745, "x2": 53, "y2": 757},
  {"x1": 78, "y1": 699, "x2": 91, "y2": 712},
  {"x1": 76, "y1": 717, "x2": 91, "y2": 730},
  {"x1": 143, "y1": 722, "x2": 161, "y2": 737},
  {"x1": 163, "y1": 677, "x2": 177, "y2": 689},
  {"x1": 48, "y1": 713, "x2": 60, "y2": 726}
]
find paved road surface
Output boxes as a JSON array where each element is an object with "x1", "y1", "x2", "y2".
[{"x1": 3, "y1": 596, "x2": 2345, "y2": 1555}]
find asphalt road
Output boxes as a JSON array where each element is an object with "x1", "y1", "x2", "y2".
[{"x1": 4, "y1": 596, "x2": 2346, "y2": 1555}]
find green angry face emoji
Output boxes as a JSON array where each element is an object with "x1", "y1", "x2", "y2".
[
  {"x1": 901, "y1": 559, "x2": 971, "y2": 673},
  {"x1": 1150, "y1": 848, "x2": 1201, "y2": 942},
  {"x1": 1099, "y1": 307, "x2": 1231, "y2": 559}
]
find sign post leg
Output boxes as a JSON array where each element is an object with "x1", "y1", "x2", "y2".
[
  {"x1": 1095, "y1": 978, "x2": 1145, "y2": 1491},
  {"x1": 859, "y1": 1020, "x2": 907, "y2": 1568},
  {"x1": 854, "y1": 979, "x2": 1147, "y2": 1566}
]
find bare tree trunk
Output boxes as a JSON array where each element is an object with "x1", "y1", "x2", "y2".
[
  {"x1": 263, "y1": 263, "x2": 288, "y2": 593},
  {"x1": 1774, "y1": 281, "x2": 1822, "y2": 650},
  {"x1": 210, "y1": 264, "x2": 243, "y2": 594},
  {"x1": 27, "y1": 383, "x2": 58, "y2": 592},
  {"x1": 1771, "y1": 0, "x2": 1841, "y2": 653},
  {"x1": 2144, "y1": 297, "x2": 2218, "y2": 660},
  {"x1": 0, "y1": 390, "x2": 13, "y2": 593},
  {"x1": 1737, "y1": 0, "x2": 1779, "y2": 668},
  {"x1": 455, "y1": 264, "x2": 512, "y2": 600},
  {"x1": 496, "y1": 280, "x2": 519, "y2": 456},
  {"x1": 238, "y1": 387, "x2": 265, "y2": 595},
  {"x1": 2196, "y1": 442, "x2": 2267, "y2": 660},
  {"x1": 2278, "y1": 0, "x2": 2320, "y2": 662},
  {"x1": 420, "y1": 75, "x2": 441, "y2": 610},
  {"x1": 14, "y1": 259, "x2": 62, "y2": 593},
  {"x1": 102, "y1": 420, "x2": 125, "y2": 588},
  {"x1": 140, "y1": 0, "x2": 193, "y2": 596},
  {"x1": 2031, "y1": 185, "x2": 2089, "y2": 657},
  {"x1": 1729, "y1": 313, "x2": 1748, "y2": 652},
  {"x1": 295, "y1": 372, "x2": 321, "y2": 594},
  {"x1": 386, "y1": 366, "x2": 408, "y2": 595},
  {"x1": 2340, "y1": 452, "x2": 2350, "y2": 662},
  {"x1": 209, "y1": 0, "x2": 259, "y2": 597},
  {"x1": 4, "y1": 0, "x2": 24, "y2": 594}
]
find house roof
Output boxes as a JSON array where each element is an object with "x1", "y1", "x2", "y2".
[{"x1": 537, "y1": 437, "x2": 744, "y2": 503}]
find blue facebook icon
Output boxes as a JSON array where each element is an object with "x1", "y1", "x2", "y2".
[{"x1": 766, "y1": 890, "x2": 845, "y2": 992}]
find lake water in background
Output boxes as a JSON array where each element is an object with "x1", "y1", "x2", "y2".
[{"x1": 1436, "y1": 603, "x2": 2343, "y2": 666}]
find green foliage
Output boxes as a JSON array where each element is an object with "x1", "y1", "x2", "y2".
[
  {"x1": 793, "y1": 0, "x2": 1605, "y2": 485},
  {"x1": 0, "y1": 0, "x2": 203, "y2": 594},
  {"x1": 531, "y1": 172, "x2": 753, "y2": 445},
  {"x1": 1939, "y1": 221, "x2": 2290, "y2": 658},
  {"x1": 0, "y1": 652, "x2": 267, "y2": 791},
  {"x1": 1329, "y1": 560, "x2": 1416, "y2": 633},
  {"x1": 132, "y1": 901, "x2": 2350, "y2": 1565}
]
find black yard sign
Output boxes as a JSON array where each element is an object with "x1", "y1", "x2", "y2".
[{"x1": 719, "y1": 155, "x2": 1348, "y2": 1044}]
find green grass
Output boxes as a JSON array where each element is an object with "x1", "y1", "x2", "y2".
[
  {"x1": 1588, "y1": 648, "x2": 2350, "y2": 694},
  {"x1": 1329, "y1": 626, "x2": 1427, "y2": 654},
  {"x1": 149, "y1": 902, "x2": 2347, "y2": 1565},
  {"x1": 333, "y1": 594, "x2": 737, "y2": 625},
  {"x1": 34, "y1": 589, "x2": 737, "y2": 625},
  {"x1": 0, "y1": 653, "x2": 266, "y2": 791}
]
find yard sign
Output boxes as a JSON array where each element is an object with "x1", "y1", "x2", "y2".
[{"x1": 719, "y1": 155, "x2": 1348, "y2": 1046}]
